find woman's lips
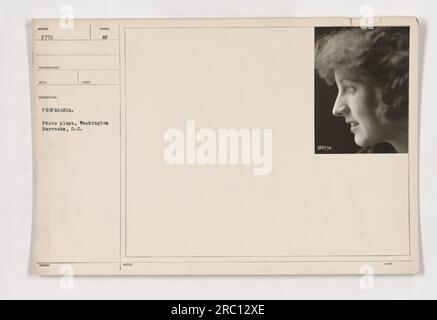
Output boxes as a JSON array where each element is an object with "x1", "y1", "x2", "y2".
[{"x1": 348, "y1": 121, "x2": 359, "y2": 133}]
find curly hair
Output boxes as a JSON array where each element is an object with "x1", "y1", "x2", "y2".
[{"x1": 315, "y1": 27, "x2": 410, "y2": 121}]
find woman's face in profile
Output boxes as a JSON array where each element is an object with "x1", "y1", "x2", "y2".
[{"x1": 332, "y1": 71, "x2": 389, "y2": 147}]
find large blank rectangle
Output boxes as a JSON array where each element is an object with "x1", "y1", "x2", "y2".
[{"x1": 124, "y1": 27, "x2": 410, "y2": 258}]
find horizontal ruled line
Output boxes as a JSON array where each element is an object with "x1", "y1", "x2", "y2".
[
  {"x1": 35, "y1": 39, "x2": 119, "y2": 41},
  {"x1": 36, "y1": 83, "x2": 119, "y2": 86},
  {"x1": 35, "y1": 69, "x2": 119, "y2": 71},
  {"x1": 35, "y1": 53, "x2": 119, "y2": 56},
  {"x1": 36, "y1": 260, "x2": 414, "y2": 264}
]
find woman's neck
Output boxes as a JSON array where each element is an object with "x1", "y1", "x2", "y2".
[{"x1": 387, "y1": 126, "x2": 409, "y2": 153}]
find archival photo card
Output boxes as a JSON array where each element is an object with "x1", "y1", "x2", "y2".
[{"x1": 31, "y1": 17, "x2": 420, "y2": 275}]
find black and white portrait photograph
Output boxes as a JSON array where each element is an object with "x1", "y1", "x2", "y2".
[{"x1": 315, "y1": 27, "x2": 410, "y2": 154}]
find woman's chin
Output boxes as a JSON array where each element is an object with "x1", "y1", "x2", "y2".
[{"x1": 354, "y1": 136, "x2": 371, "y2": 148}]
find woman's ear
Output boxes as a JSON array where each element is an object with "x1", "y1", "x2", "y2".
[{"x1": 373, "y1": 87, "x2": 390, "y2": 126}]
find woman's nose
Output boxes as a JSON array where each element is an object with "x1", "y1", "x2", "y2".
[{"x1": 332, "y1": 93, "x2": 348, "y2": 117}]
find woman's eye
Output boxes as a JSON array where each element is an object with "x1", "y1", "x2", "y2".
[{"x1": 345, "y1": 86, "x2": 356, "y2": 94}]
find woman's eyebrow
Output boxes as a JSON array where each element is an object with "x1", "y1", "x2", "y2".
[{"x1": 339, "y1": 79, "x2": 360, "y2": 85}]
